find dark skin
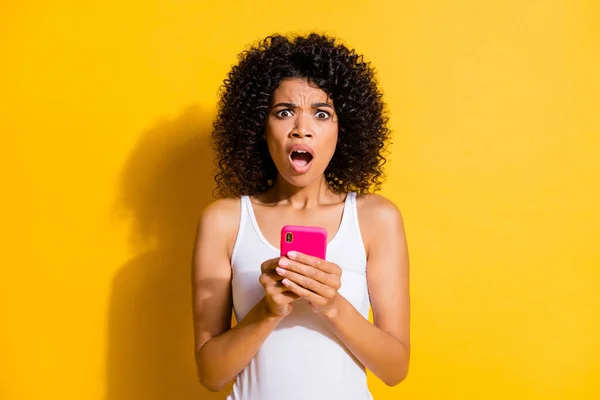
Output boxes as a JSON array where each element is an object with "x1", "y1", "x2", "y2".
[{"x1": 192, "y1": 78, "x2": 410, "y2": 391}]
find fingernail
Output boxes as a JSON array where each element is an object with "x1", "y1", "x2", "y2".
[
  {"x1": 276, "y1": 267, "x2": 285, "y2": 275},
  {"x1": 279, "y1": 258, "x2": 289, "y2": 266},
  {"x1": 288, "y1": 251, "x2": 297, "y2": 259}
]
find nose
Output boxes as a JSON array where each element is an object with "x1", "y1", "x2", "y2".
[{"x1": 290, "y1": 113, "x2": 313, "y2": 138}]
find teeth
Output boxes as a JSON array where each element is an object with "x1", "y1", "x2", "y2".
[{"x1": 294, "y1": 150, "x2": 307, "y2": 153}]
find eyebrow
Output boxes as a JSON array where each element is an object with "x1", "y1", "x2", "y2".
[{"x1": 271, "y1": 102, "x2": 335, "y2": 110}]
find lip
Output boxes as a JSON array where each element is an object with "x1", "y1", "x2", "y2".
[{"x1": 288, "y1": 144, "x2": 315, "y2": 174}]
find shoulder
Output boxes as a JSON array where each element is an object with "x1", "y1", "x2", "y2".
[
  {"x1": 356, "y1": 193, "x2": 404, "y2": 225},
  {"x1": 355, "y1": 193, "x2": 405, "y2": 254},
  {"x1": 196, "y1": 197, "x2": 242, "y2": 254},
  {"x1": 199, "y1": 197, "x2": 241, "y2": 223}
]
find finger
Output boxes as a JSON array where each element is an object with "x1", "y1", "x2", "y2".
[
  {"x1": 281, "y1": 278, "x2": 326, "y2": 305},
  {"x1": 274, "y1": 291, "x2": 301, "y2": 303},
  {"x1": 266, "y1": 270, "x2": 284, "y2": 282},
  {"x1": 287, "y1": 251, "x2": 340, "y2": 274},
  {"x1": 259, "y1": 271, "x2": 284, "y2": 288},
  {"x1": 261, "y1": 272, "x2": 303, "y2": 295},
  {"x1": 276, "y1": 267, "x2": 335, "y2": 298},
  {"x1": 261, "y1": 257, "x2": 281, "y2": 274},
  {"x1": 278, "y1": 258, "x2": 339, "y2": 288},
  {"x1": 265, "y1": 279, "x2": 296, "y2": 297}
]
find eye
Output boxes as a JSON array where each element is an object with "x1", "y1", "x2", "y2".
[
  {"x1": 275, "y1": 109, "x2": 294, "y2": 118},
  {"x1": 315, "y1": 110, "x2": 331, "y2": 120}
]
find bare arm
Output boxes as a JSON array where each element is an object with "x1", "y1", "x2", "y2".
[
  {"x1": 325, "y1": 195, "x2": 410, "y2": 385},
  {"x1": 275, "y1": 194, "x2": 410, "y2": 386},
  {"x1": 191, "y1": 199, "x2": 296, "y2": 392}
]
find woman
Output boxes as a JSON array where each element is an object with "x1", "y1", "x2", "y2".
[{"x1": 192, "y1": 33, "x2": 410, "y2": 400}]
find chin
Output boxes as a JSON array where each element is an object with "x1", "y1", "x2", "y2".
[{"x1": 279, "y1": 171, "x2": 323, "y2": 188}]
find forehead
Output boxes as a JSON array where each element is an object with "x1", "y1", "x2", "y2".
[{"x1": 271, "y1": 78, "x2": 333, "y2": 104}]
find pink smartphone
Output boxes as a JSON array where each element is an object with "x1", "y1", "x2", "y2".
[{"x1": 280, "y1": 225, "x2": 327, "y2": 259}]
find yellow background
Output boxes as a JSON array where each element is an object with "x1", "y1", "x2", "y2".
[{"x1": 1, "y1": 1, "x2": 599, "y2": 399}]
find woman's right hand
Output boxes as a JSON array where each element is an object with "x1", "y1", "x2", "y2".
[{"x1": 259, "y1": 257, "x2": 300, "y2": 318}]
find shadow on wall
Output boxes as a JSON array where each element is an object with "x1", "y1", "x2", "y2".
[{"x1": 107, "y1": 105, "x2": 232, "y2": 400}]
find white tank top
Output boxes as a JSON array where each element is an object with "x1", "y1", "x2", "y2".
[{"x1": 227, "y1": 192, "x2": 373, "y2": 400}]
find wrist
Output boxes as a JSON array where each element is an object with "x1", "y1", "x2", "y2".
[
  {"x1": 322, "y1": 294, "x2": 345, "y2": 322},
  {"x1": 258, "y1": 297, "x2": 286, "y2": 324}
]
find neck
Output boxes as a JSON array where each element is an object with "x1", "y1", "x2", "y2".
[{"x1": 264, "y1": 174, "x2": 341, "y2": 208}]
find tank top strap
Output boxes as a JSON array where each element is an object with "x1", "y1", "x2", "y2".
[
  {"x1": 347, "y1": 191, "x2": 358, "y2": 230},
  {"x1": 347, "y1": 191, "x2": 367, "y2": 261},
  {"x1": 334, "y1": 190, "x2": 353, "y2": 234},
  {"x1": 231, "y1": 195, "x2": 250, "y2": 265}
]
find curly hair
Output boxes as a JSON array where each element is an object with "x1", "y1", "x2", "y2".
[{"x1": 211, "y1": 33, "x2": 390, "y2": 198}]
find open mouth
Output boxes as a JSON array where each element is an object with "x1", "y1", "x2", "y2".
[{"x1": 290, "y1": 150, "x2": 314, "y2": 168}]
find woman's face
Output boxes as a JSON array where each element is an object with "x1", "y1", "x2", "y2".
[{"x1": 264, "y1": 78, "x2": 338, "y2": 188}]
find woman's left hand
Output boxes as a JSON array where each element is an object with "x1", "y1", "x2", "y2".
[{"x1": 275, "y1": 251, "x2": 342, "y2": 317}]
